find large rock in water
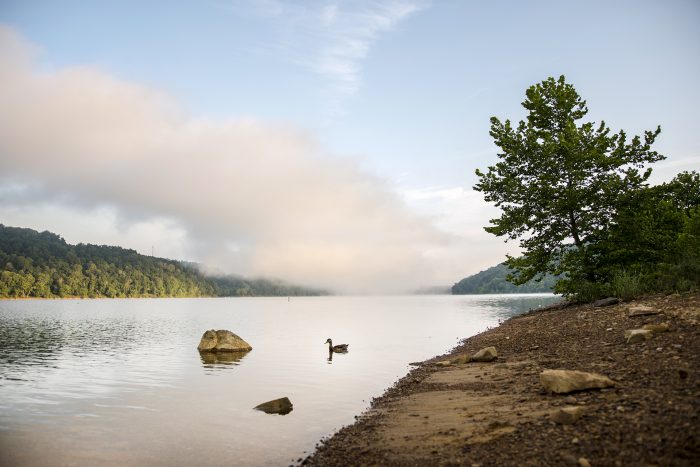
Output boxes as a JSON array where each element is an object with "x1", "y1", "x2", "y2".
[
  {"x1": 197, "y1": 330, "x2": 252, "y2": 352},
  {"x1": 540, "y1": 369, "x2": 615, "y2": 394},
  {"x1": 254, "y1": 397, "x2": 293, "y2": 415}
]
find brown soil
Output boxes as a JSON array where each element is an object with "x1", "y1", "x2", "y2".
[{"x1": 302, "y1": 293, "x2": 700, "y2": 466}]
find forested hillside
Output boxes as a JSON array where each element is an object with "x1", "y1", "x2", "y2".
[
  {"x1": 452, "y1": 263, "x2": 556, "y2": 294},
  {"x1": 0, "y1": 225, "x2": 325, "y2": 298}
]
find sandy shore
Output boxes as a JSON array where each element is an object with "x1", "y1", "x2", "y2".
[{"x1": 302, "y1": 293, "x2": 700, "y2": 466}]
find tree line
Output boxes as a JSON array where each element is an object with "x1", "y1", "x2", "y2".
[
  {"x1": 0, "y1": 225, "x2": 325, "y2": 298},
  {"x1": 474, "y1": 76, "x2": 700, "y2": 301},
  {"x1": 452, "y1": 263, "x2": 556, "y2": 294}
]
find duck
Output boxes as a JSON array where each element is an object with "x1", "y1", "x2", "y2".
[{"x1": 325, "y1": 338, "x2": 349, "y2": 353}]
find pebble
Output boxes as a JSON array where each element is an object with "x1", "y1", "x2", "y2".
[
  {"x1": 625, "y1": 328, "x2": 653, "y2": 344},
  {"x1": 551, "y1": 406, "x2": 586, "y2": 424},
  {"x1": 578, "y1": 457, "x2": 591, "y2": 467}
]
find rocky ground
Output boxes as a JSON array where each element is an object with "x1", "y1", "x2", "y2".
[{"x1": 301, "y1": 293, "x2": 700, "y2": 466}]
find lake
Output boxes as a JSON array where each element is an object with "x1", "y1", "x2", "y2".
[{"x1": 0, "y1": 294, "x2": 558, "y2": 466}]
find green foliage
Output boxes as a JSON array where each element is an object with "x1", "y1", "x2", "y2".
[
  {"x1": 452, "y1": 262, "x2": 557, "y2": 294},
  {"x1": 0, "y1": 224, "x2": 325, "y2": 298},
  {"x1": 474, "y1": 75, "x2": 675, "y2": 300},
  {"x1": 583, "y1": 172, "x2": 700, "y2": 297},
  {"x1": 608, "y1": 270, "x2": 644, "y2": 302}
]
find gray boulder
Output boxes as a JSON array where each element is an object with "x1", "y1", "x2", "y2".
[
  {"x1": 540, "y1": 369, "x2": 615, "y2": 394},
  {"x1": 254, "y1": 397, "x2": 293, "y2": 415},
  {"x1": 592, "y1": 297, "x2": 620, "y2": 307},
  {"x1": 197, "y1": 330, "x2": 252, "y2": 352}
]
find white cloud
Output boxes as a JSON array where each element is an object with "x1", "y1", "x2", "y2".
[
  {"x1": 247, "y1": 0, "x2": 427, "y2": 115},
  {"x1": 400, "y1": 185, "x2": 521, "y2": 277},
  {"x1": 0, "y1": 26, "x2": 469, "y2": 294}
]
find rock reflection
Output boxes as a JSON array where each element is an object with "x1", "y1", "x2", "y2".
[{"x1": 199, "y1": 350, "x2": 250, "y2": 368}]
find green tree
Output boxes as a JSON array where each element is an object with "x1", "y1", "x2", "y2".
[
  {"x1": 593, "y1": 171, "x2": 700, "y2": 293},
  {"x1": 474, "y1": 76, "x2": 664, "y2": 295}
]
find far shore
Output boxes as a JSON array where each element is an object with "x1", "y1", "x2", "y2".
[
  {"x1": 303, "y1": 293, "x2": 700, "y2": 466},
  {"x1": 0, "y1": 292, "x2": 556, "y2": 301}
]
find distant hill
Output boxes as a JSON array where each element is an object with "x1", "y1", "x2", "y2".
[
  {"x1": 0, "y1": 224, "x2": 325, "y2": 298},
  {"x1": 452, "y1": 262, "x2": 556, "y2": 294}
]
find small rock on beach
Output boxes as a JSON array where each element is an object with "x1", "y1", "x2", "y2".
[
  {"x1": 593, "y1": 297, "x2": 620, "y2": 307},
  {"x1": 642, "y1": 322, "x2": 670, "y2": 333},
  {"x1": 624, "y1": 329, "x2": 653, "y2": 344},
  {"x1": 551, "y1": 405, "x2": 586, "y2": 424},
  {"x1": 540, "y1": 369, "x2": 615, "y2": 394},
  {"x1": 470, "y1": 346, "x2": 498, "y2": 362},
  {"x1": 628, "y1": 305, "x2": 661, "y2": 317}
]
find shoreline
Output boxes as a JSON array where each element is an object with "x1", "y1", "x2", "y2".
[{"x1": 303, "y1": 293, "x2": 700, "y2": 466}]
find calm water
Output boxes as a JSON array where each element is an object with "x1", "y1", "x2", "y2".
[{"x1": 0, "y1": 295, "x2": 558, "y2": 466}]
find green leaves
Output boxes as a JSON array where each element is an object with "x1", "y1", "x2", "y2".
[{"x1": 475, "y1": 75, "x2": 667, "y2": 296}]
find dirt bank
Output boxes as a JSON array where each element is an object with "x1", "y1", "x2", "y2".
[{"x1": 302, "y1": 293, "x2": 700, "y2": 466}]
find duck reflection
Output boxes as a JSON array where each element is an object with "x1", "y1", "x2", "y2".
[
  {"x1": 199, "y1": 350, "x2": 250, "y2": 367},
  {"x1": 326, "y1": 348, "x2": 349, "y2": 364}
]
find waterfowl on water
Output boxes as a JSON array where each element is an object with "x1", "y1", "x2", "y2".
[{"x1": 325, "y1": 338, "x2": 349, "y2": 353}]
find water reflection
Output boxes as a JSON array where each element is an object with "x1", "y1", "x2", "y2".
[
  {"x1": 0, "y1": 295, "x2": 561, "y2": 467},
  {"x1": 473, "y1": 294, "x2": 562, "y2": 321},
  {"x1": 199, "y1": 350, "x2": 250, "y2": 367},
  {"x1": 326, "y1": 348, "x2": 349, "y2": 364}
]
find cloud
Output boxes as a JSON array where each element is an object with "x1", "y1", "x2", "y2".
[
  {"x1": 248, "y1": 0, "x2": 427, "y2": 115},
  {"x1": 400, "y1": 185, "x2": 520, "y2": 273},
  {"x1": 0, "y1": 26, "x2": 463, "y2": 293}
]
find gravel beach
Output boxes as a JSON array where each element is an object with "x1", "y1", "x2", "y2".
[{"x1": 302, "y1": 293, "x2": 700, "y2": 466}]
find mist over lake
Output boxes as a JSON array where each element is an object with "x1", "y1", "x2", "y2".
[{"x1": 0, "y1": 294, "x2": 558, "y2": 466}]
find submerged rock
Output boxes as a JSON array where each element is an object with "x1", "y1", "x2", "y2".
[
  {"x1": 540, "y1": 369, "x2": 615, "y2": 394},
  {"x1": 197, "y1": 330, "x2": 252, "y2": 352},
  {"x1": 471, "y1": 346, "x2": 498, "y2": 362},
  {"x1": 254, "y1": 397, "x2": 293, "y2": 415},
  {"x1": 624, "y1": 329, "x2": 653, "y2": 344}
]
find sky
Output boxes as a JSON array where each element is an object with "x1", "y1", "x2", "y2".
[{"x1": 0, "y1": 0, "x2": 698, "y2": 293}]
